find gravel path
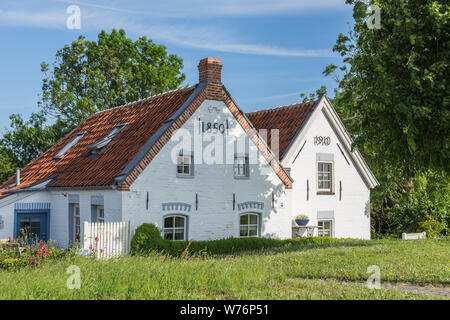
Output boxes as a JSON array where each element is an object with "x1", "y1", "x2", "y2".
[{"x1": 289, "y1": 278, "x2": 450, "y2": 298}]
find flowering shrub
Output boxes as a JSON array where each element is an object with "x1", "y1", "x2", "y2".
[
  {"x1": 0, "y1": 240, "x2": 68, "y2": 271},
  {"x1": 28, "y1": 242, "x2": 50, "y2": 266},
  {"x1": 86, "y1": 237, "x2": 104, "y2": 258}
]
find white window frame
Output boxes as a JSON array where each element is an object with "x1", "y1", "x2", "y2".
[
  {"x1": 73, "y1": 204, "x2": 81, "y2": 242},
  {"x1": 163, "y1": 215, "x2": 186, "y2": 241},
  {"x1": 177, "y1": 154, "x2": 192, "y2": 176},
  {"x1": 318, "y1": 219, "x2": 333, "y2": 238},
  {"x1": 97, "y1": 206, "x2": 104, "y2": 223},
  {"x1": 317, "y1": 161, "x2": 333, "y2": 192},
  {"x1": 239, "y1": 213, "x2": 259, "y2": 238},
  {"x1": 234, "y1": 156, "x2": 248, "y2": 178}
]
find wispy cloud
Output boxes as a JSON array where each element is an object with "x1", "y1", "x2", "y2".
[
  {"x1": 0, "y1": 0, "x2": 340, "y2": 57},
  {"x1": 0, "y1": 9, "x2": 66, "y2": 29},
  {"x1": 55, "y1": 0, "x2": 347, "y2": 18}
]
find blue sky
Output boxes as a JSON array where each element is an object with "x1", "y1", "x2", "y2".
[{"x1": 0, "y1": 0, "x2": 353, "y2": 133}]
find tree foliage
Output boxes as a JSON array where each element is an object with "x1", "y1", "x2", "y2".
[
  {"x1": 39, "y1": 29, "x2": 186, "y2": 127},
  {"x1": 1, "y1": 29, "x2": 185, "y2": 185},
  {"x1": 327, "y1": 0, "x2": 449, "y2": 174},
  {"x1": 317, "y1": 0, "x2": 449, "y2": 236},
  {"x1": 0, "y1": 112, "x2": 70, "y2": 183}
]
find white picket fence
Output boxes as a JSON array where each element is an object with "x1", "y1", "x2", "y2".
[{"x1": 83, "y1": 221, "x2": 133, "y2": 259}]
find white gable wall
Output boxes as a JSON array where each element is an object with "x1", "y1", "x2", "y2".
[
  {"x1": 283, "y1": 105, "x2": 371, "y2": 239},
  {"x1": 122, "y1": 100, "x2": 292, "y2": 240}
]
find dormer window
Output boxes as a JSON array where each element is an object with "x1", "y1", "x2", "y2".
[
  {"x1": 54, "y1": 132, "x2": 86, "y2": 160},
  {"x1": 88, "y1": 123, "x2": 126, "y2": 155}
]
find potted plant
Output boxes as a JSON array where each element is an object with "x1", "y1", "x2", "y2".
[{"x1": 295, "y1": 215, "x2": 309, "y2": 226}]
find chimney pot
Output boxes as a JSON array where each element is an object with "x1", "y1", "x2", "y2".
[{"x1": 16, "y1": 168, "x2": 20, "y2": 186}]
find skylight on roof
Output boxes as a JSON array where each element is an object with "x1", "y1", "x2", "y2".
[
  {"x1": 54, "y1": 132, "x2": 86, "y2": 160},
  {"x1": 88, "y1": 123, "x2": 127, "y2": 154}
]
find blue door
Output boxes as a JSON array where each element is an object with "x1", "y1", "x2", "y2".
[{"x1": 16, "y1": 213, "x2": 48, "y2": 242}]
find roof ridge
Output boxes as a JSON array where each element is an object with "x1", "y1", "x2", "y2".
[
  {"x1": 246, "y1": 99, "x2": 317, "y2": 115},
  {"x1": 93, "y1": 85, "x2": 195, "y2": 116}
]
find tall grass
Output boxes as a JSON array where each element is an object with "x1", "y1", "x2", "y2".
[{"x1": 0, "y1": 238, "x2": 448, "y2": 300}]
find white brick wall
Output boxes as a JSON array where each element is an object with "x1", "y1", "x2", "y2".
[
  {"x1": 0, "y1": 189, "x2": 122, "y2": 247},
  {"x1": 283, "y1": 107, "x2": 371, "y2": 239},
  {"x1": 122, "y1": 100, "x2": 291, "y2": 240},
  {"x1": 0, "y1": 192, "x2": 51, "y2": 240},
  {"x1": 0, "y1": 99, "x2": 372, "y2": 245}
]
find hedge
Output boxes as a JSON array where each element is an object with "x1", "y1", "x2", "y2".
[{"x1": 130, "y1": 223, "x2": 355, "y2": 257}]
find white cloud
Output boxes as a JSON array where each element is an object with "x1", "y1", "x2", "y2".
[
  {"x1": 0, "y1": 0, "x2": 339, "y2": 57},
  {"x1": 0, "y1": 9, "x2": 66, "y2": 29},
  {"x1": 53, "y1": 0, "x2": 347, "y2": 18}
]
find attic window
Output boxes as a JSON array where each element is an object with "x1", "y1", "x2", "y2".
[
  {"x1": 54, "y1": 132, "x2": 86, "y2": 160},
  {"x1": 88, "y1": 123, "x2": 127, "y2": 155}
]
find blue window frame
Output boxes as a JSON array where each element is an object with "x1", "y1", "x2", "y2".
[{"x1": 15, "y1": 212, "x2": 49, "y2": 242}]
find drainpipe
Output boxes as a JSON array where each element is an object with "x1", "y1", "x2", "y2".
[{"x1": 16, "y1": 168, "x2": 20, "y2": 186}]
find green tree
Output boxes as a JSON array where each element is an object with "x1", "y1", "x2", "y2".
[
  {"x1": 325, "y1": 0, "x2": 449, "y2": 174},
  {"x1": 1, "y1": 29, "x2": 185, "y2": 185},
  {"x1": 39, "y1": 28, "x2": 186, "y2": 127},
  {"x1": 0, "y1": 112, "x2": 69, "y2": 169},
  {"x1": 320, "y1": 0, "x2": 450, "y2": 236},
  {"x1": 0, "y1": 147, "x2": 17, "y2": 184}
]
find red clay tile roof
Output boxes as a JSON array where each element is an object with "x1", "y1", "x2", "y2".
[
  {"x1": 0, "y1": 86, "x2": 196, "y2": 197},
  {"x1": 246, "y1": 100, "x2": 317, "y2": 160},
  {"x1": 0, "y1": 79, "x2": 298, "y2": 197}
]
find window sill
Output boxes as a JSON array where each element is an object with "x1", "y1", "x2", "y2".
[
  {"x1": 234, "y1": 176, "x2": 250, "y2": 180},
  {"x1": 316, "y1": 191, "x2": 335, "y2": 195},
  {"x1": 176, "y1": 174, "x2": 194, "y2": 179}
]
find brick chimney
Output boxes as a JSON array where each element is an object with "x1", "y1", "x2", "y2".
[{"x1": 198, "y1": 57, "x2": 223, "y2": 100}]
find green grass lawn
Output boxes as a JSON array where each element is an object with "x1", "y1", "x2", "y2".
[{"x1": 0, "y1": 238, "x2": 448, "y2": 300}]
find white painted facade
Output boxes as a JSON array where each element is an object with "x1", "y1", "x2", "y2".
[
  {"x1": 0, "y1": 95, "x2": 376, "y2": 247},
  {"x1": 0, "y1": 189, "x2": 122, "y2": 247},
  {"x1": 281, "y1": 98, "x2": 372, "y2": 239},
  {"x1": 122, "y1": 99, "x2": 291, "y2": 241}
]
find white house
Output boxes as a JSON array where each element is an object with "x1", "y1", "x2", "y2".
[{"x1": 0, "y1": 58, "x2": 378, "y2": 247}]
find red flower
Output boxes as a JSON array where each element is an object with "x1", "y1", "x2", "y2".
[
  {"x1": 95, "y1": 237, "x2": 99, "y2": 242},
  {"x1": 40, "y1": 242, "x2": 45, "y2": 248}
]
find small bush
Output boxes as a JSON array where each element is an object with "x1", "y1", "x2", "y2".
[
  {"x1": 131, "y1": 223, "x2": 351, "y2": 257},
  {"x1": 0, "y1": 240, "x2": 70, "y2": 271}
]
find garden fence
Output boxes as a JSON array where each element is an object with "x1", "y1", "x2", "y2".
[{"x1": 83, "y1": 221, "x2": 133, "y2": 259}]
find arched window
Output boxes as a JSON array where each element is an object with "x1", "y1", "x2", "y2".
[
  {"x1": 163, "y1": 215, "x2": 187, "y2": 241},
  {"x1": 239, "y1": 213, "x2": 259, "y2": 238}
]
